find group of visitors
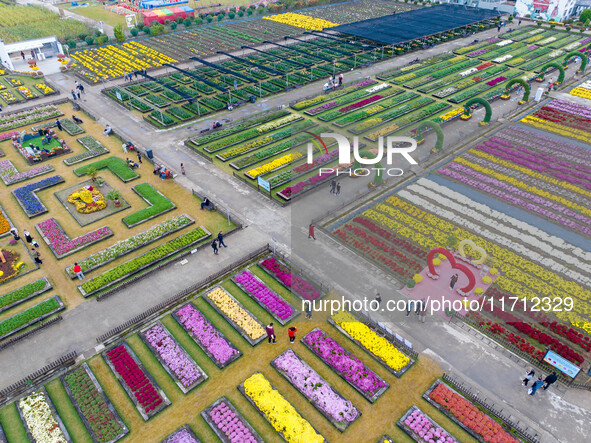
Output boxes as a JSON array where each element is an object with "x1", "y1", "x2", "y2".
[
  {"x1": 522, "y1": 370, "x2": 558, "y2": 396},
  {"x1": 324, "y1": 73, "x2": 344, "y2": 91},
  {"x1": 329, "y1": 179, "x2": 341, "y2": 195},
  {"x1": 71, "y1": 81, "x2": 85, "y2": 101},
  {"x1": 124, "y1": 71, "x2": 145, "y2": 81},
  {"x1": 9, "y1": 227, "x2": 42, "y2": 264},
  {"x1": 211, "y1": 231, "x2": 227, "y2": 255},
  {"x1": 265, "y1": 323, "x2": 298, "y2": 344},
  {"x1": 405, "y1": 298, "x2": 428, "y2": 322},
  {"x1": 153, "y1": 163, "x2": 172, "y2": 180}
]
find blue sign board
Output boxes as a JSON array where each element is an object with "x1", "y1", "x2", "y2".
[
  {"x1": 258, "y1": 176, "x2": 270, "y2": 192},
  {"x1": 543, "y1": 350, "x2": 580, "y2": 378}
]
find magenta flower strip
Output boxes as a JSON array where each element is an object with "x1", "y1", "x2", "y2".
[
  {"x1": 141, "y1": 322, "x2": 207, "y2": 393},
  {"x1": 272, "y1": 349, "x2": 360, "y2": 431},
  {"x1": 232, "y1": 270, "x2": 298, "y2": 324},
  {"x1": 258, "y1": 256, "x2": 322, "y2": 301},
  {"x1": 162, "y1": 425, "x2": 201, "y2": 443},
  {"x1": 173, "y1": 303, "x2": 241, "y2": 369},
  {"x1": 0, "y1": 160, "x2": 54, "y2": 185},
  {"x1": 398, "y1": 406, "x2": 458, "y2": 443},
  {"x1": 202, "y1": 397, "x2": 263, "y2": 443},
  {"x1": 301, "y1": 328, "x2": 389, "y2": 403},
  {"x1": 35, "y1": 218, "x2": 113, "y2": 259}
]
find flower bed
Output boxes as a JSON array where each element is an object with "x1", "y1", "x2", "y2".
[
  {"x1": 60, "y1": 118, "x2": 84, "y2": 136},
  {"x1": 74, "y1": 156, "x2": 139, "y2": 182},
  {"x1": 204, "y1": 287, "x2": 266, "y2": 345},
  {"x1": 122, "y1": 183, "x2": 176, "y2": 228},
  {"x1": 293, "y1": 78, "x2": 377, "y2": 111},
  {"x1": 330, "y1": 311, "x2": 413, "y2": 377},
  {"x1": 403, "y1": 60, "x2": 481, "y2": 89},
  {"x1": 174, "y1": 302, "x2": 241, "y2": 369},
  {"x1": 104, "y1": 343, "x2": 171, "y2": 421},
  {"x1": 201, "y1": 397, "x2": 263, "y2": 443},
  {"x1": 301, "y1": 328, "x2": 389, "y2": 403},
  {"x1": 18, "y1": 390, "x2": 70, "y2": 443},
  {"x1": 62, "y1": 363, "x2": 128, "y2": 443},
  {"x1": 64, "y1": 135, "x2": 109, "y2": 166},
  {"x1": 36, "y1": 218, "x2": 113, "y2": 259},
  {"x1": 167, "y1": 106, "x2": 194, "y2": 121},
  {"x1": 141, "y1": 322, "x2": 207, "y2": 393},
  {"x1": 258, "y1": 256, "x2": 322, "y2": 301},
  {"x1": 266, "y1": 147, "x2": 338, "y2": 188},
  {"x1": 239, "y1": 372, "x2": 325, "y2": 443},
  {"x1": 245, "y1": 152, "x2": 302, "y2": 179},
  {"x1": 162, "y1": 425, "x2": 201, "y2": 443},
  {"x1": 79, "y1": 227, "x2": 210, "y2": 296},
  {"x1": 0, "y1": 105, "x2": 62, "y2": 131},
  {"x1": 424, "y1": 381, "x2": 518, "y2": 443},
  {"x1": 12, "y1": 175, "x2": 64, "y2": 217},
  {"x1": 385, "y1": 55, "x2": 463, "y2": 83},
  {"x1": 66, "y1": 214, "x2": 194, "y2": 278},
  {"x1": 232, "y1": 270, "x2": 298, "y2": 325},
  {"x1": 0, "y1": 159, "x2": 53, "y2": 185},
  {"x1": 0, "y1": 277, "x2": 51, "y2": 314},
  {"x1": 272, "y1": 349, "x2": 360, "y2": 431},
  {"x1": 0, "y1": 296, "x2": 64, "y2": 341},
  {"x1": 397, "y1": 405, "x2": 458, "y2": 443},
  {"x1": 34, "y1": 83, "x2": 54, "y2": 96},
  {"x1": 277, "y1": 169, "x2": 335, "y2": 200}
]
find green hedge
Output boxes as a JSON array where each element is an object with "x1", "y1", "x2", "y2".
[
  {"x1": 80, "y1": 228, "x2": 209, "y2": 294},
  {"x1": 0, "y1": 297, "x2": 60, "y2": 337},
  {"x1": 122, "y1": 183, "x2": 174, "y2": 226},
  {"x1": 0, "y1": 279, "x2": 48, "y2": 310},
  {"x1": 74, "y1": 156, "x2": 140, "y2": 181}
]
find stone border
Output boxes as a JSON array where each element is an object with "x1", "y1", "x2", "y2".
[
  {"x1": 397, "y1": 405, "x2": 459, "y2": 443},
  {"x1": 237, "y1": 371, "x2": 328, "y2": 443},
  {"x1": 0, "y1": 204, "x2": 15, "y2": 238},
  {"x1": 257, "y1": 255, "x2": 325, "y2": 302},
  {"x1": 102, "y1": 341, "x2": 171, "y2": 422},
  {"x1": 0, "y1": 276, "x2": 52, "y2": 314},
  {"x1": 0, "y1": 295, "x2": 65, "y2": 342},
  {"x1": 60, "y1": 363, "x2": 129, "y2": 443},
  {"x1": 11, "y1": 176, "x2": 65, "y2": 218},
  {"x1": 35, "y1": 220, "x2": 114, "y2": 260},
  {"x1": 161, "y1": 424, "x2": 201, "y2": 443},
  {"x1": 300, "y1": 327, "x2": 389, "y2": 404},
  {"x1": 201, "y1": 396, "x2": 264, "y2": 443},
  {"x1": 270, "y1": 349, "x2": 361, "y2": 432},
  {"x1": 64, "y1": 215, "x2": 195, "y2": 279},
  {"x1": 16, "y1": 386, "x2": 73, "y2": 443},
  {"x1": 78, "y1": 227, "x2": 211, "y2": 297},
  {"x1": 171, "y1": 302, "x2": 242, "y2": 370},
  {"x1": 328, "y1": 316, "x2": 415, "y2": 378},
  {"x1": 138, "y1": 320, "x2": 208, "y2": 394},
  {"x1": 230, "y1": 271, "x2": 299, "y2": 326},
  {"x1": 202, "y1": 286, "x2": 266, "y2": 347},
  {"x1": 122, "y1": 185, "x2": 176, "y2": 228}
]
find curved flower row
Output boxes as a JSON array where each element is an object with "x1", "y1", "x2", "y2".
[
  {"x1": 332, "y1": 311, "x2": 410, "y2": 371},
  {"x1": 243, "y1": 372, "x2": 324, "y2": 443},
  {"x1": 206, "y1": 288, "x2": 265, "y2": 340}
]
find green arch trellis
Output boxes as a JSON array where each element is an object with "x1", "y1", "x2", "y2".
[
  {"x1": 563, "y1": 51, "x2": 588, "y2": 72},
  {"x1": 416, "y1": 120, "x2": 444, "y2": 152},
  {"x1": 463, "y1": 97, "x2": 492, "y2": 124},
  {"x1": 352, "y1": 150, "x2": 384, "y2": 186},
  {"x1": 504, "y1": 78, "x2": 530, "y2": 103},
  {"x1": 537, "y1": 62, "x2": 565, "y2": 84}
]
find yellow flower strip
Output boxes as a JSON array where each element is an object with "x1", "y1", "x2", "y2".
[
  {"x1": 333, "y1": 311, "x2": 410, "y2": 370},
  {"x1": 360, "y1": 197, "x2": 591, "y2": 330},
  {"x1": 570, "y1": 86, "x2": 591, "y2": 101},
  {"x1": 206, "y1": 288, "x2": 265, "y2": 339},
  {"x1": 456, "y1": 155, "x2": 591, "y2": 215},
  {"x1": 263, "y1": 12, "x2": 338, "y2": 30},
  {"x1": 246, "y1": 152, "x2": 302, "y2": 178},
  {"x1": 520, "y1": 116, "x2": 591, "y2": 144},
  {"x1": 243, "y1": 373, "x2": 324, "y2": 443}
]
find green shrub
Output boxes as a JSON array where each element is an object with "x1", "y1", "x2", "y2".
[
  {"x1": 96, "y1": 35, "x2": 108, "y2": 45},
  {"x1": 130, "y1": 27, "x2": 139, "y2": 37},
  {"x1": 67, "y1": 40, "x2": 76, "y2": 49},
  {"x1": 113, "y1": 24, "x2": 125, "y2": 42},
  {"x1": 137, "y1": 23, "x2": 145, "y2": 30},
  {"x1": 85, "y1": 36, "x2": 94, "y2": 46},
  {"x1": 238, "y1": 10, "x2": 244, "y2": 17},
  {"x1": 186, "y1": 18, "x2": 194, "y2": 26},
  {"x1": 171, "y1": 22, "x2": 177, "y2": 30},
  {"x1": 206, "y1": 16, "x2": 213, "y2": 23},
  {"x1": 217, "y1": 14, "x2": 223, "y2": 21},
  {"x1": 78, "y1": 33, "x2": 88, "y2": 40},
  {"x1": 164, "y1": 19, "x2": 171, "y2": 25},
  {"x1": 195, "y1": 18, "x2": 202, "y2": 25},
  {"x1": 229, "y1": 12, "x2": 235, "y2": 19},
  {"x1": 93, "y1": 28, "x2": 102, "y2": 37},
  {"x1": 176, "y1": 16, "x2": 183, "y2": 23}
]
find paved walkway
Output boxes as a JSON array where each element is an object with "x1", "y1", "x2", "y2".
[{"x1": 1, "y1": 23, "x2": 590, "y2": 442}]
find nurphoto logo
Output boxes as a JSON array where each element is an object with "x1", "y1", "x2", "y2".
[{"x1": 306, "y1": 132, "x2": 418, "y2": 177}]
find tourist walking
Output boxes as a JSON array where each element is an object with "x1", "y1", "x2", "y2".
[
  {"x1": 336, "y1": 182, "x2": 341, "y2": 195},
  {"x1": 137, "y1": 151, "x2": 142, "y2": 164},
  {"x1": 56, "y1": 119, "x2": 63, "y2": 131},
  {"x1": 23, "y1": 230, "x2": 32, "y2": 243},
  {"x1": 406, "y1": 299, "x2": 415, "y2": 317},
  {"x1": 9, "y1": 228, "x2": 19, "y2": 241},
  {"x1": 31, "y1": 248, "x2": 42, "y2": 264},
  {"x1": 217, "y1": 231, "x2": 227, "y2": 248},
  {"x1": 522, "y1": 369, "x2": 535, "y2": 386},
  {"x1": 418, "y1": 298, "x2": 428, "y2": 323},
  {"x1": 266, "y1": 323, "x2": 276, "y2": 344},
  {"x1": 529, "y1": 376, "x2": 544, "y2": 396},
  {"x1": 21, "y1": 51, "x2": 25, "y2": 60},
  {"x1": 73, "y1": 263, "x2": 85, "y2": 280},
  {"x1": 305, "y1": 304, "x2": 312, "y2": 320},
  {"x1": 76, "y1": 90, "x2": 81, "y2": 100},
  {"x1": 449, "y1": 273, "x2": 458, "y2": 291},
  {"x1": 288, "y1": 327, "x2": 297, "y2": 343},
  {"x1": 330, "y1": 179, "x2": 336, "y2": 193},
  {"x1": 543, "y1": 372, "x2": 558, "y2": 390},
  {"x1": 180, "y1": 163, "x2": 185, "y2": 175},
  {"x1": 211, "y1": 239, "x2": 218, "y2": 255},
  {"x1": 71, "y1": 89, "x2": 77, "y2": 101},
  {"x1": 375, "y1": 293, "x2": 382, "y2": 307},
  {"x1": 308, "y1": 223, "x2": 315, "y2": 240},
  {"x1": 415, "y1": 298, "x2": 424, "y2": 317},
  {"x1": 78, "y1": 84, "x2": 85, "y2": 94},
  {"x1": 31, "y1": 239, "x2": 40, "y2": 249},
  {"x1": 339, "y1": 73, "x2": 343, "y2": 87}
]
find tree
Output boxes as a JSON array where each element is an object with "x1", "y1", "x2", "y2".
[
  {"x1": 206, "y1": 15, "x2": 213, "y2": 22},
  {"x1": 184, "y1": 18, "x2": 193, "y2": 27},
  {"x1": 229, "y1": 12, "x2": 235, "y2": 19},
  {"x1": 85, "y1": 36, "x2": 94, "y2": 46},
  {"x1": 113, "y1": 24, "x2": 125, "y2": 43},
  {"x1": 581, "y1": 9, "x2": 591, "y2": 24},
  {"x1": 137, "y1": 23, "x2": 145, "y2": 31},
  {"x1": 238, "y1": 10, "x2": 244, "y2": 17},
  {"x1": 176, "y1": 16, "x2": 183, "y2": 24},
  {"x1": 171, "y1": 22, "x2": 177, "y2": 30},
  {"x1": 217, "y1": 14, "x2": 224, "y2": 21}
]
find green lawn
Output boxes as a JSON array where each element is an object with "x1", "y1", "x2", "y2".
[
  {"x1": 46, "y1": 379, "x2": 93, "y2": 443},
  {"x1": 65, "y1": 3, "x2": 126, "y2": 29}
]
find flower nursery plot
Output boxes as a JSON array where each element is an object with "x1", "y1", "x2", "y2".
[
  {"x1": 0, "y1": 277, "x2": 51, "y2": 314},
  {"x1": 17, "y1": 389, "x2": 71, "y2": 443},
  {"x1": 201, "y1": 396, "x2": 263, "y2": 443}
]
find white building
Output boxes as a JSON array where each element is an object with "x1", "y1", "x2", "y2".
[
  {"x1": 514, "y1": 0, "x2": 578, "y2": 21},
  {"x1": 0, "y1": 36, "x2": 64, "y2": 73}
]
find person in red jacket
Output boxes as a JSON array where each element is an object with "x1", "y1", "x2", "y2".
[
  {"x1": 73, "y1": 262, "x2": 85, "y2": 280},
  {"x1": 266, "y1": 323, "x2": 276, "y2": 344},
  {"x1": 308, "y1": 223, "x2": 315, "y2": 240},
  {"x1": 288, "y1": 327, "x2": 297, "y2": 343}
]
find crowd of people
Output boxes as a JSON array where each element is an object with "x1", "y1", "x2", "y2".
[{"x1": 9, "y1": 227, "x2": 42, "y2": 264}]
